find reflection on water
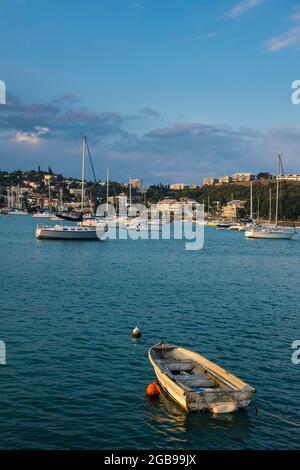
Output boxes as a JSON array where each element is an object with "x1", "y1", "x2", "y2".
[{"x1": 144, "y1": 388, "x2": 253, "y2": 447}]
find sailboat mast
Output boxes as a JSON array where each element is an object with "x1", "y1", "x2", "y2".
[
  {"x1": 17, "y1": 184, "x2": 21, "y2": 209},
  {"x1": 48, "y1": 180, "x2": 51, "y2": 213},
  {"x1": 250, "y1": 181, "x2": 253, "y2": 220},
  {"x1": 275, "y1": 154, "x2": 280, "y2": 226},
  {"x1": 59, "y1": 187, "x2": 63, "y2": 212},
  {"x1": 106, "y1": 168, "x2": 109, "y2": 214},
  {"x1": 81, "y1": 137, "x2": 86, "y2": 213},
  {"x1": 269, "y1": 187, "x2": 272, "y2": 223},
  {"x1": 7, "y1": 187, "x2": 11, "y2": 209}
]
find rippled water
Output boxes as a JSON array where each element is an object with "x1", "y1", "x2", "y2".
[{"x1": 0, "y1": 216, "x2": 300, "y2": 449}]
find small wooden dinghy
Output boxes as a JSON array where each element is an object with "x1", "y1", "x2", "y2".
[{"x1": 148, "y1": 342, "x2": 255, "y2": 414}]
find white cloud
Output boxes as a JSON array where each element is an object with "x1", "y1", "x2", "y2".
[
  {"x1": 264, "y1": 5, "x2": 300, "y2": 53},
  {"x1": 264, "y1": 25, "x2": 300, "y2": 52},
  {"x1": 291, "y1": 7, "x2": 300, "y2": 22},
  {"x1": 265, "y1": 4, "x2": 300, "y2": 52},
  {"x1": 226, "y1": 0, "x2": 264, "y2": 18},
  {"x1": 15, "y1": 126, "x2": 50, "y2": 144}
]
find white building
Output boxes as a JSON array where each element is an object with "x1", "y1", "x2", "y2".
[
  {"x1": 232, "y1": 173, "x2": 255, "y2": 182},
  {"x1": 202, "y1": 177, "x2": 218, "y2": 186},
  {"x1": 219, "y1": 175, "x2": 232, "y2": 184},
  {"x1": 156, "y1": 197, "x2": 199, "y2": 219},
  {"x1": 277, "y1": 174, "x2": 300, "y2": 182},
  {"x1": 170, "y1": 183, "x2": 189, "y2": 190},
  {"x1": 129, "y1": 178, "x2": 142, "y2": 189},
  {"x1": 222, "y1": 200, "x2": 245, "y2": 219}
]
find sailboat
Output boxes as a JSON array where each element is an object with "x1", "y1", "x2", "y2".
[
  {"x1": 80, "y1": 168, "x2": 116, "y2": 228},
  {"x1": 238, "y1": 181, "x2": 254, "y2": 231},
  {"x1": 35, "y1": 137, "x2": 107, "y2": 240},
  {"x1": 245, "y1": 155, "x2": 296, "y2": 240},
  {"x1": 7, "y1": 185, "x2": 28, "y2": 215}
]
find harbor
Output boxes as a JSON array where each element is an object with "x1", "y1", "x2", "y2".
[
  {"x1": 0, "y1": 215, "x2": 300, "y2": 449},
  {"x1": 1, "y1": 0, "x2": 300, "y2": 457}
]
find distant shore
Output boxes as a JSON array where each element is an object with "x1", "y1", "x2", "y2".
[{"x1": 1, "y1": 169, "x2": 300, "y2": 221}]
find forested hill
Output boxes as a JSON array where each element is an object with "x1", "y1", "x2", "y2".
[{"x1": 1, "y1": 169, "x2": 300, "y2": 220}]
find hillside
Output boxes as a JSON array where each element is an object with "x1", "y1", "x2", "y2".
[{"x1": 146, "y1": 181, "x2": 300, "y2": 221}]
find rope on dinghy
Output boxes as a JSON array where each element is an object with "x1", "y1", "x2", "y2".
[{"x1": 253, "y1": 403, "x2": 300, "y2": 428}]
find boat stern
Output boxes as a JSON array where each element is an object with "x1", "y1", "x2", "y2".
[
  {"x1": 211, "y1": 402, "x2": 238, "y2": 414},
  {"x1": 35, "y1": 227, "x2": 43, "y2": 239}
]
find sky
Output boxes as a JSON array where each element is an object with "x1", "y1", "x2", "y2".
[{"x1": 1, "y1": 0, "x2": 300, "y2": 184}]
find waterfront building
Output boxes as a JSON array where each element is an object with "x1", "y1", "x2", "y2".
[
  {"x1": 170, "y1": 183, "x2": 189, "y2": 190},
  {"x1": 219, "y1": 176, "x2": 232, "y2": 184},
  {"x1": 28, "y1": 181, "x2": 39, "y2": 190},
  {"x1": 129, "y1": 178, "x2": 142, "y2": 189},
  {"x1": 203, "y1": 177, "x2": 218, "y2": 186},
  {"x1": 232, "y1": 173, "x2": 255, "y2": 182},
  {"x1": 157, "y1": 198, "x2": 182, "y2": 215},
  {"x1": 156, "y1": 197, "x2": 199, "y2": 219},
  {"x1": 277, "y1": 174, "x2": 300, "y2": 182},
  {"x1": 222, "y1": 200, "x2": 245, "y2": 219}
]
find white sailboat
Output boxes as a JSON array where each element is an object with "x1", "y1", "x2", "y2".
[
  {"x1": 245, "y1": 155, "x2": 296, "y2": 240},
  {"x1": 35, "y1": 223, "x2": 101, "y2": 240},
  {"x1": 35, "y1": 137, "x2": 107, "y2": 240},
  {"x1": 239, "y1": 181, "x2": 255, "y2": 231},
  {"x1": 80, "y1": 168, "x2": 117, "y2": 229},
  {"x1": 7, "y1": 185, "x2": 28, "y2": 215}
]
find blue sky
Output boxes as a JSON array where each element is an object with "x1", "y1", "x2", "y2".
[{"x1": 1, "y1": 0, "x2": 300, "y2": 183}]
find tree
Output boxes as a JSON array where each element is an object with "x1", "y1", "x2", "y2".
[{"x1": 257, "y1": 172, "x2": 273, "y2": 180}]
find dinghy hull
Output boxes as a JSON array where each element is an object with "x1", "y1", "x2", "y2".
[{"x1": 148, "y1": 342, "x2": 255, "y2": 414}]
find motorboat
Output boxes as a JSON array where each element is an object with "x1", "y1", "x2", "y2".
[{"x1": 32, "y1": 211, "x2": 53, "y2": 219}]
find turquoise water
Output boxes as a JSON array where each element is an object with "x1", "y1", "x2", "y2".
[{"x1": 0, "y1": 216, "x2": 300, "y2": 449}]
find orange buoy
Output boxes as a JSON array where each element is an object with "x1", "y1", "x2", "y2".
[{"x1": 146, "y1": 382, "x2": 160, "y2": 397}]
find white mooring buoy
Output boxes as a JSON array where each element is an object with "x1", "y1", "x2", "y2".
[{"x1": 132, "y1": 326, "x2": 141, "y2": 338}]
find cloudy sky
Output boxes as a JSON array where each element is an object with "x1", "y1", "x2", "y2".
[{"x1": 1, "y1": 0, "x2": 300, "y2": 184}]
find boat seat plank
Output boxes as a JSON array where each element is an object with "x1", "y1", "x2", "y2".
[
  {"x1": 176, "y1": 375, "x2": 216, "y2": 388},
  {"x1": 165, "y1": 361, "x2": 197, "y2": 372}
]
